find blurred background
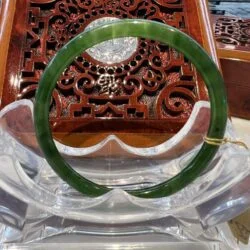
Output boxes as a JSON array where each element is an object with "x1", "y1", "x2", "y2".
[{"x1": 209, "y1": 0, "x2": 250, "y2": 17}]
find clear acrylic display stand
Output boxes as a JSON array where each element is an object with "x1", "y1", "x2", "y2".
[{"x1": 0, "y1": 100, "x2": 250, "y2": 249}]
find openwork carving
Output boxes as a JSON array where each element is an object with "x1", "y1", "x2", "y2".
[
  {"x1": 214, "y1": 16, "x2": 250, "y2": 47},
  {"x1": 3, "y1": 0, "x2": 208, "y2": 133}
]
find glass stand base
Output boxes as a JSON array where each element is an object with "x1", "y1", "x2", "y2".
[
  {"x1": 0, "y1": 242, "x2": 237, "y2": 250},
  {"x1": 0, "y1": 101, "x2": 249, "y2": 250},
  {"x1": 0, "y1": 205, "x2": 238, "y2": 250}
]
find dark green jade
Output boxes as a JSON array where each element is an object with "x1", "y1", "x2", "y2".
[{"x1": 34, "y1": 19, "x2": 228, "y2": 199}]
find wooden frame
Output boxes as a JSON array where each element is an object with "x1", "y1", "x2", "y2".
[{"x1": 0, "y1": 0, "x2": 17, "y2": 105}]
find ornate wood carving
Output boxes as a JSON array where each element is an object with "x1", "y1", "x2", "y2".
[
  {"x1": 1, "y1": 0, "x2": 214, "y2": 146},
  {"x1": 213, "y1": 15, "x2": 250, "y2": 120},
  {"x1": 214, "y1": 15, "x2": 250, "y2": 52}
]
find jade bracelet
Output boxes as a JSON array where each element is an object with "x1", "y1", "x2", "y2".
[{"x1": 34, "y1": 19, "x2": 228, "y2": 199}]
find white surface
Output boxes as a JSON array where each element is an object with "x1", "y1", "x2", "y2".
[
  {"x1": 232, "y1": 117, "x2": 250, "y2": 250},
  {"x1": 85, "y1": 17, "x2": 138, "y2": 64},
  {"x1": 232, "y1": 117, "x2": 250, "y2": 148}
]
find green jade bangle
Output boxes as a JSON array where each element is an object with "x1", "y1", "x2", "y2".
[{"x1": 34, "y1": 19, "x2": 228, "y2": 199}]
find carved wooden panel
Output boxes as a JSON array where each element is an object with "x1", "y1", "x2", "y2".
[
  {"x1": 212, "y1": 15, "x2": 250, "y2": 120},
  {"x1": 0, "y1": 0, "x2": 215, "y2": 146},
  {"x1": 214, "y1": 15, "x2": 250, "y2": 51}
]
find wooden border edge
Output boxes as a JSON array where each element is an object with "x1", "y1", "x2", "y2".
[
  {"x1": 0, "y1": 0, "x2": 17, "y2": 106},
  {"x1": 196, "y1": 0, "x2": 220, "y2": 68}
]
